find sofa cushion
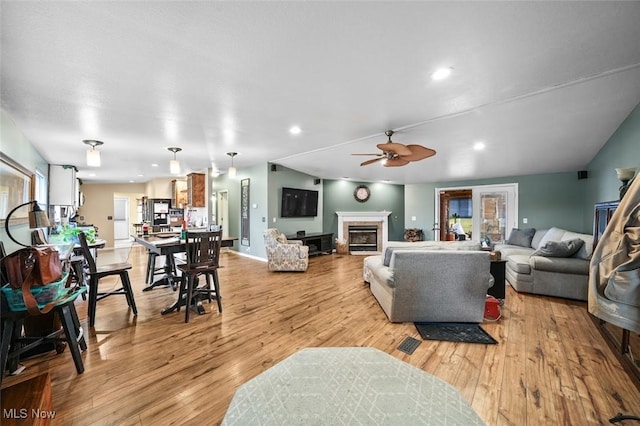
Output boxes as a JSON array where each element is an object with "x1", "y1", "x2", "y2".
[
  {"x1": 531, "y1": 229, "x2": 549, "y2": 250},
  {"x1": 506, "y1": 228, "x2": 536, "y2": 247},
  {"x1": 507, "y1": 254, "x2": 532, "y2": 274},
  {"x1": 493, "y1": 244, "x2": 536, "y2": 258},
  {"x1": 535, "y1": 227, "x2": 594, "y2": 260},
  {"x1": 383, "y1": 246, "x2": 425, "y2": 266},
  {"x1": 383, "y1": 241, "x2": 480, "y2": 266},
  {"x1": 532, "y1": 238, "x2": 584, "y2": 258},
  {"x1": 529, "y1": 256, "x2": 590, "y2": 275},
  {"x1": 561, "y1": 231, "x2": 594, "y2": 260},
  {"x1": 537, "y1": 227, "x2": 566, "y2": 249}
]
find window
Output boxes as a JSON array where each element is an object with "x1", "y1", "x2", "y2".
[
  {"x1": 449, "y1": 198, "x2": 472, "y2": 218},
  {"x1": 34, "y1": 169, "x2": 47, "y2": 208}
]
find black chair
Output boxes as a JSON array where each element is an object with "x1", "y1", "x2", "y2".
[
  {"x1": 78, "y1": 232, "x2": 137, "y2": 327},
  {"x1": 176, "y1": 230, "x2": 223, "y2": 323}
]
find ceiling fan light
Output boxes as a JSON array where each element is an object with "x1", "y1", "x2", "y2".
[{"x1": 86, "y1": 148, "x2": 101, "y2": 167}]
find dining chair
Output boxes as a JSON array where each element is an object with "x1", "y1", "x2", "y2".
[
  {"x1": 176, "y1": 230, "x2": 223, "y2": 323},
  {"x1": 78, "y1": 231, "x2": 137, "y2": 327}
]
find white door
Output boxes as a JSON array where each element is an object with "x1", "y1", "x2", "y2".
[
  {"x1": 472, "y1": 184, "x2": 518, "y2": 244},
  {"x1": 114, "y1": 197, "x2": 130, "y2": 240},
  {"x1": 435, "y1": 183, "x2": 518, "y2": 243},
  {"x1": 217, "y1": 190, "x2": 229, "y2": 238}
]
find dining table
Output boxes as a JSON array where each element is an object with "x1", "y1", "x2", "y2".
[{"x1": 132, "y1": 233, "x2": 237, "y2": 315}]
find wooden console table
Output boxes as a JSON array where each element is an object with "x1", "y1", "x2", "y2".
[{"x1": 287, "y1": 232, "x2": 333, "y2": 256}]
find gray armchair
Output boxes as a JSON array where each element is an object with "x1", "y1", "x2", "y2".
[{"x1": 263, "y1": 229, "x2": 309, "y2": 272}]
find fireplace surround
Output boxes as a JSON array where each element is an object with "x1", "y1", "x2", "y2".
[{"x1": 336, "y1": 211, "x2": 391, "y2": 254}]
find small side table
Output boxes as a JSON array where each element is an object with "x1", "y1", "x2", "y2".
[{"x1": 489, "y1": 259, "x2": 506, "y2": 300}]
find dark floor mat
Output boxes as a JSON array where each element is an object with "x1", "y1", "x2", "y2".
[{"x1": 415, "y1": 322, "x2": 498, "y2": 345}]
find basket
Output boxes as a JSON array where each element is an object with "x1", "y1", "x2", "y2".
[
  {"x1": 2, "y1": 272, "x2": 69, "y2": 312},
  {"x1": 336, "y1": 242, "x2": 349, "y2": 255}
]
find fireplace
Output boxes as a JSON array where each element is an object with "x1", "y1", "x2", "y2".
[
  {"x1": 336, "y1": 211, "x2": 391, "y2": 255},
  {"x1": 348, "y1": 225, "x2": 378, "y2": 252}
]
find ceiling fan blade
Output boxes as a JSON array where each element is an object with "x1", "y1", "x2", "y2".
[
  {"x1": 376, "y1": 142, "x2": 412, "y2": 156},
  {"x1": 352, "y1": 153, "x2": 383, "y2": 156},
  {"x1": 360, "y1": 157, "x2": 385, "y2": 166},
  {"x1": 400, "y1": 145, "x2": 437, "y2": 162},
  {"x1": 383, "y1": 158, "x2": 410, "y2": 167}
]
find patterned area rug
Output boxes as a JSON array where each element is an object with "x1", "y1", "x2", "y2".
[
  {"x1": 222, "y1": 347, "x2": 486, "y2": 425},
  {"x1": 415, "y1": 322, "x2": 498, "y2": 344}
]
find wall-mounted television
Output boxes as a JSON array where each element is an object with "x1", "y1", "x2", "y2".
[{"x1": 281, "y1": 187, "x2": 319, "y2": 218}]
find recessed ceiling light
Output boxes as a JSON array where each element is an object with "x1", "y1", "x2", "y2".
[
  {"x1": 473, "y1": 141, "x2": 486, "y2": 151},
  {"x1": 88, "y1": 173, "x2": 96, "y2": 177},
  {"x1": 151, "y1": 163, "x2": 159, "y2": 167},
  {"x1": 129, "y1": 180, "x2": 135, "y2": 183},
  {"x1": 137, "y1": 174, "x2": 144, "y2": 177},
  {"x1": 289, "y1": 126, "x2": 301, "y2": 135},
  {"x1": 431, "y1": 67, "x2": 453, "y2": 81}
]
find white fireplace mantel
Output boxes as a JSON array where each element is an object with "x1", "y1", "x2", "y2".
[{"x1": 336, "y1": 211, "x2": 391, "y2": 248}]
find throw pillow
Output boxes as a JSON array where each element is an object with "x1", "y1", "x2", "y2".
[
  {"x1": 532, "y1": 238, "x2": 585, "y2": 258},
  {"x1": 276, "y1": 233, "x2": 287, "y2": 244},
  {"x1": 506, "y1": 228, "x2": 536, "y2": 248}
]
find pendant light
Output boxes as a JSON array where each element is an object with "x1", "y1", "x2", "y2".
[
  {"x1": 168, "y1": 147, "x2": 182, "y2": 174},
  {"x1": 227, "y1": 152, "x2": 237, "y2": 177},
  {"x1": 83, "y1": 140, "x2": 104, "y2": 167}
]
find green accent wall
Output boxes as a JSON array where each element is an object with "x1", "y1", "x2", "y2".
[
  {"x1": 405, "y1": 101, "x2": 640, "y2": 240},
  {"x1": 322, "y1": 179, "x2": 405, "y2": 241},
  {"x1": 585, "y1": 102, "x2": 640, "y2": 221},
  {"x1": 210, "y1": 163, "x2": 269, "y2": 259},
  {"x1": 406, "y1": 172, "x2": 588, "y2": 240},
  {"x1": 267, "y1": 164, "x2": 324, "y2": 237}
]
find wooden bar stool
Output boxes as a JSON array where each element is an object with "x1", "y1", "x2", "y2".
[{"x1": 176, "y1": 230, "x2": 223, "y2": 323}]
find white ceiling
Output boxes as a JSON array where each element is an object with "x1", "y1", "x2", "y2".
[{"x1": 2, "y1": 1, "x2": 640, "y2": 185}]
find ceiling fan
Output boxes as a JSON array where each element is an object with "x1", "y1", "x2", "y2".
[{"x1": 352, "y1": 130, "x2": 436, "y2": 167}]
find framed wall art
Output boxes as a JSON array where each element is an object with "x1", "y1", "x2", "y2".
[{"x1": 241, "y1": 178, "x2": 250, "y2": 246}]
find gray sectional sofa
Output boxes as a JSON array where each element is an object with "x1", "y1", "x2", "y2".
[
  {"x1": 494, "y1": 227, "x2": 594, "y2": 301},
  {"x1": 363, "y1": 241, "x2": 493, "y2": 323}
]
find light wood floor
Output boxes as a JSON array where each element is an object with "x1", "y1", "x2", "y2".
[{"x1": 3, "y1": 245, "x2": 640, "y2": 425}]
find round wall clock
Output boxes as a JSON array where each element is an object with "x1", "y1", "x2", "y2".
[{"x1": 354, "y1": 184, "x2": 371, "y2": 202}]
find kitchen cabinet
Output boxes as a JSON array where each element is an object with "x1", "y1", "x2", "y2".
[
  {"x1": 49, "y1": 165, "x2": 77, "y2": 206},
  {"x1": 171, "y1": 179, "x2": 188, "y2": 208},
  {"x1": 187, "y1": 173, "x2": 205, "y2": 207}
]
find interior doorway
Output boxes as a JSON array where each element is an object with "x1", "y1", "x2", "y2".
[
  {"x1": 217, "y1": 190, "x2": 229, "y2": 238},
  {"x1": 113, "y1": 197, "x2": 130, "y2": 242},
  {"x1": 435, "y1": 183, "x2": 518, "y2": 243}
]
